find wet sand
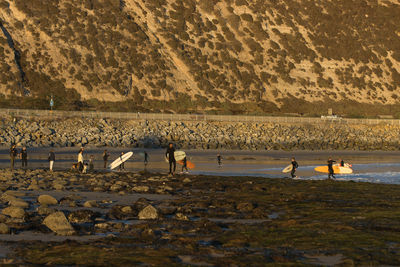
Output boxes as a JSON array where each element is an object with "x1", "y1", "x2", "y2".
[{"x1": 1, "y1": 147, "x2": 400, "y2": 182}]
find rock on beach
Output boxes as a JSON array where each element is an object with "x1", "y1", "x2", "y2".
[
  {"x1": 138, "y1": 205, "x2": 159, "y2": 220},
  {"x1": 43, "y1": 212, "x2": 75, "y2": 236}
]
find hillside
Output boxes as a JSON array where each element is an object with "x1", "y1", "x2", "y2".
[{"x1": 0, "y1": 0, "x2": 400, "y2": 115}]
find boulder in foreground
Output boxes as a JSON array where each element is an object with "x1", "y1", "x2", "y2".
[
  {"x1": 38, "y1": 195, "x2": 58, "y2": 205},
  {"x1": 138, "y1": 205, "x2": 158, "y2": 220},
  {"x1": 0, "y1": 223, "x2": 10, "y2": 234},
  {"x1": 2, "y1": 207, "x2": 25, "y2": 219},
  {"x1": 43, "y1": 212, "x2": 75, "y2": 236}
]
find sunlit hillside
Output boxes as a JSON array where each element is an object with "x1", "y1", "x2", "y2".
[{"x1": 1, "y1": 0, "x2": 400, "y2": 115}]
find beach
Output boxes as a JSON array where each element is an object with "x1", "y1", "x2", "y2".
[
  {"x1": 2, "y1": 147, "x2": 400, "y2": 183},
  {"x1": 0, "y1": 169, "x2": 398, "y2": 265}
]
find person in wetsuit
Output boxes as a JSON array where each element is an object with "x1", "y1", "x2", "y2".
[
  {"x1": 103, "y1": 150, "x2": 110, "y2": 169},
  {"x1": 339, "y1": 158, "x2": 345, "y2": 167},
  {"x1": 217, "y1": 154, "x2": 222, "y2": 167},
  {"x1": 48, "y1": 150, "x2": 55, "y2": 171},
  {"x1": 144, "y1": 151, "x2": 149, "y2": 167},
  {"x1": 291, "y1": 157, "x2": 299, "y2": 178},
  {"x1": 10, "y1": 144, "x2": 17, "y2": 170},
  {"x1": 181, "y1": 156, "x2": 188, "y2": 174},
  {"x1": 20, "y1": 147, "x2": 28, "y2": 168},
  {"x1": 166, "y1": 143, "x2": 176, "y2": 176},
  {"x1": 119, "y1": 152, "x2": 125, "y2": 170},
  {"x1": 328, "y1": 157, "x2": 336, "y2": 179}
]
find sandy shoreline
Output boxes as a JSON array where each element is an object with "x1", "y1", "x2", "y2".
[{"x1": 1, "y1": 146, "x2": 400, "y2": 183}]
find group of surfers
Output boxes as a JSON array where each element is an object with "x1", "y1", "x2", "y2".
[
  {"x1": 289, "y1": 157, "x2": 348, "y2": 179},
  {"x1": 9, "y1": 144, "x2": 348, "y2": 179}
]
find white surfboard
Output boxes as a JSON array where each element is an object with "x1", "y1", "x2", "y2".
[
  {"x1": 282, "y1": 165, "x2": 293, "y2": 173},
  {"x1": 109, "y1": 152, "x2": 133, "y2": 170},
  {"x1": 165, "y1": 151, "x2": 186, "y2": 162},
  {"x1": 338, "y1": 166, "x2": 353, "y2": 174},
  {"x1": 334, "y1": 163, "x2": 352, "y2": 168}
]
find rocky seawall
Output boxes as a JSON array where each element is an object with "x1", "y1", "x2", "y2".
[{"x1": 0, "y1": 117, "x2": 399, "y2": 150}]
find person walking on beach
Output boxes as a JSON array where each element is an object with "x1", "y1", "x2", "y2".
[
  {"x1": 78, "y1": 148, "x2": 84, "y2": 173},
  {"x1": 48, "y1": 150, "x2": 55, "y2": 171},
  {"x1": 166, "y1": 143, "x2": 176, "y2": 176},
  {"x1": 328, "y1": 157, "x2": 336, "y2": 179},
  {"x1": 291, "y1": 157, "x2": 299, "y2": 179},
  {"x1": 10, "y1": 144, "x2": 17, "y2": 170},
  {"x1": 181, "y1": 156, "x2": 189, "y2": 174},
  {"x1": 103, "y1": 150, "x2": 109, "y2": 169},
  {"x1": 89, "y1": 155, "x2": 94, "y2": 171},
  {"x1": 20, "y1": 147, "x2": 28, "y2": 168},
  {"x1": 217, "y1": 154, "x2": 222, "y2": 167},
  {"x1": 144, "y1": 151, "x2": 149, "y2": 167}
]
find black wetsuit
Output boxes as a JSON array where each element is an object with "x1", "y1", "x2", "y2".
[
  {"x1": 103, "y1": 152, "x2": 109, "y2": 169},
  {"x1": 182, "y1": 157, "x2": 188, "y2": 172},
  {"x1": 328, "y1": 160, "x2": 336, "y2": 179},
  {"x1": 10, "y1": 147, "x2": 17, "y2": 170},
  {"x1": 48, "y1": 152, "x2": 55, "y2": 161},
  {"x1": 340, "y1": 160, "x2": 345, "y2": 167},
  {"x1": 119, "y1": 154, "x2": 125, "y2": 170},
  {"x1": 291, "y1": 160, "x2": 298, "y2": 178},
  {"x1": 144, "y1": 152, "x2": 148, "y2": 166},
  {"x1": 166, "y1": 147, "x2": 176, "y2": 175},
  {"x1": 217, "y1": 155, "x2": 222, "y2": 166},
  {"x1": 21, "y1": 149, "x2": 28, "y2": 167},
  {"x1": 89, "y1": 159, "x2": 94, "y2": 171}
]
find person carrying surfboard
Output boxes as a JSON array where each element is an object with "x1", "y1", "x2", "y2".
[
  {"x1": 119, "y1": 152, "x2": 125, "y2": 170},
  {"x1": 291, "y1": 157, "x2": 299, "y2": 178},
  {"x1": 328, "y1": 158, "x2": 336, "y2": 179},
  {"x1": 166, "y1": 143, "x2": 176, "y2": 176},
  {"x1": 78, "y1": 148, "x2": 84, "y2": 173}
]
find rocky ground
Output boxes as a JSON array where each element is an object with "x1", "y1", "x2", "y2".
[
  {"x1": 0, "y1": 169, "x2": 398, "y2": 265},
  {"x1": 1, "y1": 117, "x2": 400, "y2": 150}
]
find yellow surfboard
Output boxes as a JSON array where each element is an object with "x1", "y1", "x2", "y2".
[{"x1": 314, "y1": 166, "x2": 341, "y2": 174}]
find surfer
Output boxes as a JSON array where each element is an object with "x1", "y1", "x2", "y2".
[
  {"x1": 291, "y1": 157, "x2": 299, "y2": 178},
  {"x1": 166, "y1": 143, "x2": 176, "y2": 176},
  {"x1": 328, "y1": 157, "x2": 336, "y2": 179},
  {"x1": 339, "y1": 158, "x2": 345, "y2": 167},
  {"x1": 89, "y1": 155, "x2": 94, "y2": 171},
  {"x1": 10, "y1": 144, "x2": 17, "y2": 170},
  {"x1": 119, "y1": 152, "x2": 125, "y2": 170},
  {"x1": 78, "y1": 148, "x2": 84, "y2": 173},
  {"x1": 20, "y1": 147, "x2": 28, "y2": 168},
  {"x1": 144, "y1": 151, "x2": 149, "y2": 167},
  {"x1": 217, "y1": 154, "x2": 222, "y2": 167},
  {"x1": 181, "y1": 156, "x2": 189, "y2": 174},
  {"x1": 103, "y1": 150, "x2": 109, "y2": 169},
  {"x1": 48, "y1": 150, "x2": 55, "y2": 171}
]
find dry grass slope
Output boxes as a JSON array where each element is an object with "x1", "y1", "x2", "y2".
[{"x1": 0, "y1": 0, "x2": 399, "y2": 115}]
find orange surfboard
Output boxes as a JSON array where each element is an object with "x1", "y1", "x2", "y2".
[
  {"x1": 177, "y1": 160, "x2": 195, "y2": 169},
  {"x1": 314, "y1": 166, "x2": 353, "y2": 174}
]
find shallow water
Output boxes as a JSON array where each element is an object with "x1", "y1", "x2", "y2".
[{"x1": 1, "y1": 147, "x2": 400, "y2": 184}]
